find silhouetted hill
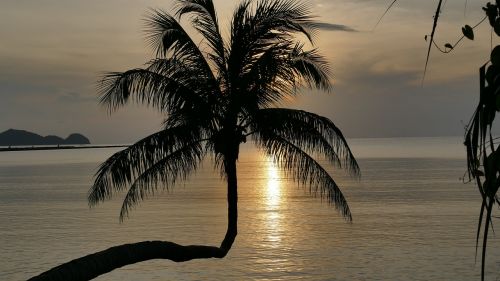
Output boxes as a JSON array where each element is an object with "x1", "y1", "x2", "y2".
[
  {"x1": 65, "y1": 133, "x2": 90, "y2": 145},
  {"x1": 44, "y1": 135, "x2": 65, "y2": 144},
  {"x1": 0, "y1": 129, "x2": 91, "y2": 146}
]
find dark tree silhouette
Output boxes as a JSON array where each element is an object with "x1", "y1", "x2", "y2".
[{"x1": 29, "y1": 0, "x2": 359, "y2": 280}]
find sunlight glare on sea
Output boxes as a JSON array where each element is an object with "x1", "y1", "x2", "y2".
[{"x1": 0, "y1": 137, "x2": 499, "y2": 280}]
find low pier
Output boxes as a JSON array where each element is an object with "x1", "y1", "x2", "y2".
[{"x1": 0, "y1": 145, "x2": 128, "y2": 152}]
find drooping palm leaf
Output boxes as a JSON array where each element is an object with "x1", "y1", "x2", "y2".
[
  {"x1": 253, "y1": 111, "x2": 342, "y2": 167},
  {"x1": 289, "y1": 43, "x2": 331, "y2": 91},
  {"x1": 98, "y1": 56, "x2": 222, "y2": 118},
  {"x1": 254, "y1": 130, "x2": 352, "y2": 220},
  {"x1": 119, "y1": 141, "x2": 206, "y2": 220},
  {"x1": 98, "y1": 69, "x2": 193, "y2": 112},
  {"x1": 89, "y1": 125, "x2": 206, "y2": 205},
  {"x1": 252, "y1": 108, "x2": 360, "y2": 177}
]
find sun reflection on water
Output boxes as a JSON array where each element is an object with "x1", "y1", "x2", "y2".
[
  {"x1": 263, "y1": 157, "x2": 283, "y2": 248},
  {"x1": 266, "y1": 160, "x2": 281, "y2": 207}
]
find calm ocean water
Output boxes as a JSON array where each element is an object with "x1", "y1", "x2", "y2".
[{"x1": 1, "y1": 137, "x2": 499, "y2": 280}]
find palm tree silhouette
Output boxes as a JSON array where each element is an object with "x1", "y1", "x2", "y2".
[{"x1": 30, "y1": 0, "x2": 359, "y2": 280}]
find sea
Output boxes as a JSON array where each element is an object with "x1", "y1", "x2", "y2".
[{"x1": 1, "y1": 137, "x2": 499, "y2": 281}]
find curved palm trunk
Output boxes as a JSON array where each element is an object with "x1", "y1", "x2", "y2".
[
  {"x1": 221, "y1": 155, "x2": 238, "y2": 251},
  {"x1": 29, "y1": 158, "x2": 238, "y2": 281}
]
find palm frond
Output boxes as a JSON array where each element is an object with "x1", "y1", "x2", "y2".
[
  {"x1": 234, "y1": 42, "x2": 330, "y2": 113},
  {"x1": 251, "y1": 108, "x2": 340, "y2": 169},
  {"x1": 119, "y1": 141, "x2": 205, "y2": 220},
  {"x1": 238, "y1": 42, "x2": 295, "y2": 109},
  {"x1": 146, "y1": 58, "x2": 222, "y2": 117},
  {"x1": 174, "y1": 0, "x2": 227, "y2": 80},
  {"x1": 228, "y1": 0, "x2": 318, "y2": 87},
  {"x1": 144, "y1": 9, "x2": 217, "y2": 81},
  {"x1": 98, "y1": 57, "x2": 218, "y2": 113},
  {"x1": 252, "y1": 108, "x2": 360, "y2": 177},
  {"x1": 98, "y1": 69, "x2": 192, "y2": 112},
  {"x1": 89, "y1": 126, "x2": 205, "y2": 206},
  {"x1": 289, "y1": 43, "x2": 331, "y2": 91},
  {"x1": 251, "y1": 0, "x2": 317, "y2": 43},
  {"x1": 254, "y1": 130, "x2": 352, "y2": 220},
  {"x1": 227, "y1": 0, "x2": 252, "y2": 88}
]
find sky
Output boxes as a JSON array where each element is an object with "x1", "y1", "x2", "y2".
[{"x1": 0, "y1": 0, "x2": 496, "y2": 144}]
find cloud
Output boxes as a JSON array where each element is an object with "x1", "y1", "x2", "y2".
[
  {"x1": 57, "y1": 92, "x2": 95, "y2": 103},
  {"x1": 315, "y1": 22, "x2": 357, "y2": 32}
]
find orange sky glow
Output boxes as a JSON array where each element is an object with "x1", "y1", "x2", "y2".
[{"x1": 0, "y1": 0, "x2": 496, "y2": 143}]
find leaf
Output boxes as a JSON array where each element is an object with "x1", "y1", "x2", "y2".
[
  {"x1": 496, "y1": 94, "x2": 500, "y2": 111},
  {"x1": 491, "y1": 45, "x2": 500, "y2": 66},
  {"x1": 486, "y1": 65, "x2": 499, "y2": 85},
  {"x1": 484, "y1": 2, "x2": 498, "y2": 25},
  {"x1": 474, "y1": 170, "x2": 485, "y2": 177},
  {"x1": 462, "y1": 24, "x2": 474, "y2": 40},
  {"x1": 444, "y1": 43, "x2": 453, "y2": 49},
  {"x1": 495, "y1": 18, "x2": 500, "y2": 36},
  {"x1": 488, "y1": 109, "x2": 496, "y2": 126}
]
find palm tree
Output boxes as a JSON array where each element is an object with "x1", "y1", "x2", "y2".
[{"x1": 29, "y1": 0, "x2": 359, "y2": 280}]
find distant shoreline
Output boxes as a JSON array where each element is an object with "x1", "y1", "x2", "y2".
[{"x1": 0, "y1": 145, "x2": 128, "y2": 152}]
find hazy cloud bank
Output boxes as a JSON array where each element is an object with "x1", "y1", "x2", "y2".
[{"x1": 316, "y1": 22, "x2": 357, "y2": 32}]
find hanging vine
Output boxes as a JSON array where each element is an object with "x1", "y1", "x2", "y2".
[
  {"x1": 464, "y1": 4, "x2": 500, "y2": 280},
  {"x1": 376, "y1": 1, "x2": 499, "y2": 280}
]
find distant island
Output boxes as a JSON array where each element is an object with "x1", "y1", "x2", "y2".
[{"x1": 0, "y1": 129, "x2": 91, "y2": 146}]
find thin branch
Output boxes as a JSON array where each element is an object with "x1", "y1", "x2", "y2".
[
  {"x1": 422, "y1": 0, "x2": 443, "y2": 85},
  {"x1": 432, "y1": 15, "x2": 487, "y2": 54},
  {"x1": 373, "y1": 0, "x2": 397, "y2": 31}
]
